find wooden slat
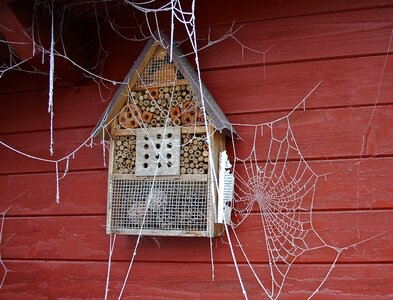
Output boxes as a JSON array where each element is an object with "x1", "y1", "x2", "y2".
[
  {"x1": 0, "y1": 171, "x2": 107, "y2": 216},
  {"x1": 195, "y1": 0, "x2": 393, "y2": 26},
  {"x1": 228, "y1": 105, "x2": 393, "y2": 160},
  {"x1": 204, "y1": 55, "x2": 393, "y2": 115},
  {"x1": 2, "y1": 211, "x2": 391, "y2": 263},
  {"x1": 1, "y1": 54, "x2": 392, "y2": 133},
  {"x1": 102, "y1": 7, "x2": 393, "y2": 79},
  {"x1": 0, "y1": 127, "x2": 104, "y2": 175},
  {"x1": 1, "y1": 105, "x2": 393, "y2": 174},
  {"x1": 1, "y1": 157, "x2": 392, "y2": 216},
  {"x1": 1, "y1": 260, "x2": 392, "y2": 299},
  {"x1": 0, "y1": 84, "x2": 109, "y2": 134}
]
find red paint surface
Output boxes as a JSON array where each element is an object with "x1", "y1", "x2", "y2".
[{"x1": 0, "y1": 1, "x2": 393, "y2": 299}]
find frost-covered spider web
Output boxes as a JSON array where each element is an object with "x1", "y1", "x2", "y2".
[
  {"x1": 221, "y1": 84, "x2": 383, "y2": 299},
  {"x1": 230, "y1": 116, "x2": 330, "y2": 299}
]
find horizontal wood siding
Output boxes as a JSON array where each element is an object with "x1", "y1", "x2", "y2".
[{"x1": 1, "y1": 1, "x2": 393, "y2": 299}]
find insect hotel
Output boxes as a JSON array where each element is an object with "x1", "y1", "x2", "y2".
[{"x1": 93, "y1": 34, "x2": 235, "y2": 237}]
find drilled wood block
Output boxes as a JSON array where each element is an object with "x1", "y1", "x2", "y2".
[{"x1": 135, "y1": 127, "x2": 180, "y2": 176}]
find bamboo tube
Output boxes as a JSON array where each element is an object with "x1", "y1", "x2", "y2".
[
  {"x1": 160, "y1": 110, "x2": 168, "y2": 119},
  {"x1": 187, "y1": 168, "x2": 193, "y2": 174},
  {"x1": 193, "y1": 169, "x2": 199, "y2": 174},
  {"x1": 181, "y1": 85, "x2": 186, "y2": 91},
  {"x1": 204, "y1": 157, "x2": 209, "y2": 163},
  {"x1": 199, "y1": 168, "x2": 205, "y2": 174},
  {"x1": 193, "y1": 158, "x2": 198, "y2": 165},
  {"x1": 181, "y1": 167, "x2": 186, "y2": 174},
  {"x1": 190, "y1": 162, "x2": 195, "y2": 168}
]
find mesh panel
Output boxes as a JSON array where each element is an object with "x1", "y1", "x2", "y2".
[
  {"x1": 135, "y1": 47, "x2": 184, "y2": 89},
  {"x1": 108, "y1": 176, "x2": 209, "y2": 235}
]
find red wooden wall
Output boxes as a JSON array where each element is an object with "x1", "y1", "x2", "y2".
[{"x1": 1, "y1": 1, "x2": 393, "y2": 298}]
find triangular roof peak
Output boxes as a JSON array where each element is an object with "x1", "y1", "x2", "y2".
[{"x1": 93, "y1": 32, "x2": 235, "y2": 137}]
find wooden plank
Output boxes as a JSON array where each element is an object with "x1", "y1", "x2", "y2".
[
  {"x1": 102, "y1": 7, "x2": 393, "y2": 78},
  {"x1": 194, "y1": 7, "x2": 393, "y2": 69},
  {"x1": 0, "y1": 84, "x2": 109, "y2": 134},
  {"x1": 0, "y1": 71, "x2": 73, "y2": 95},
  {"x1": 0, "y1": 171, "x2": 107, "y2": 216},
  {"x1": 1, "y1": 157, "x2": 392, "y2": 216},
  {"x1": 203, "y1": 55, "x2": 393, "y2": 115},
  {"x1": 1, "y1": 260, "x2": 392, "y2": 299},
  {"x1": 2, "y1": 105, "x2": 393, "y2": 174},
  {"x1": 228, "y1": 105, "x2": 393, "y2": 160},
  {"x1": 0, "y1": 127, "x2": 105, "y2": 175},
  {"x1": 195, "y1": 0, "x2": 393, "y2": 26},
  {"x1": 2, "y1": 211, "x2": 392, "y2": 263},
  {"x1": 1, "y1": 54, "x2": 393, "y2": 135}
]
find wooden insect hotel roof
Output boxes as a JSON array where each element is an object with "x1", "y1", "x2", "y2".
[{"x1": 93, "y1": 32, "x2": 235, "y2": 137}]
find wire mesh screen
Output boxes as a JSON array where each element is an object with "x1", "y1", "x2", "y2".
[
  {"x1": 108, "y1": 176, "x2": 210, "y2": 236},
  {"x1": 135, "y1": 47, "x2": 184, "y2": 89}
]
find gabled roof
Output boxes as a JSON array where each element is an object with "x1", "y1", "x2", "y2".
[{"x1": 93, "y1": 32, "x2": 235, "y2": 137}]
